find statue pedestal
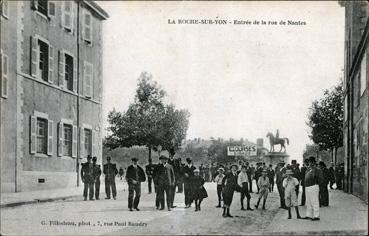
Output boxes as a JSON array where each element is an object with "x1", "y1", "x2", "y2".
[{"x1": 264, "y1": 152, "x2": 290, "y2": 167}]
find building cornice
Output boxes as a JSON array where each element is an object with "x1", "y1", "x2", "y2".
[{"x1": 83, "y1": 1, "x2": 109, "y2": 20}]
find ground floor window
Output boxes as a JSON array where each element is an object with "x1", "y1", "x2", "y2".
[
  {"x1": 36, "y1": 118, "x2": 48, "y2": 154},
  {"x1": 63, "y1": 124, "x2": 72, "y2": 157}
]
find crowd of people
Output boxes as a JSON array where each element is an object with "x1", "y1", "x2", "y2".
[{"x1": 80, "y1": 154, "x2": 345, "y2": 220}]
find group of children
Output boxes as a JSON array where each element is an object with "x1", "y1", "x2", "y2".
[{"x1": 214, "y1": 163, "x2": 301, "y2": 219}]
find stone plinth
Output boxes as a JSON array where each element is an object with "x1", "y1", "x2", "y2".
[{"x1": 264, "y1": 152, "x2": 290, "y2": 167}]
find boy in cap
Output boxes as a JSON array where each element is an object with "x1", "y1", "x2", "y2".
[
  {"x1": 255, "y1": 169, "x2": 270, "y2": 210},
  {"x1": 221, "y1": 164, "x2": 239, "y2": 217},
  {"x1": 126, "y1": 157, "x2": 146, "y2": 211},
  {"x1": 283, "y1": 169, "x2": 301, "y2": 219},
  {"x1": 238, "y1": 165, "x2": 253, "y2": 211},
  {"x1": 214, "y1": 167, "x2": 225, "y2": 208}
]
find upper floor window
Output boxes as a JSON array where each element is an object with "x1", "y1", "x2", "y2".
[
  {"x1": 31, "y1": 36, "x2": 54, "y2": 83},
  {"x1": 65, "y1": 53, "x2": 74, "y2": 91},
  {"x1": 1, "y1": 0, "x2": 9, "y2": 19},
  {"x1": 31, "y1": 0, "x2": 55, "y2": 18},
  {"x1": 58, "y1": 50, "x2": 77, "y2": 92},
  {"x1": 83, "y1": 61, "x2": 93, "y2": 98},
  {"x1": 1, "y1": 51, "x2": 8, "y2": 98},
  {"x1": 83, "y1": 10, "x2": 92, "y2": 43},
  {"x1": 62, "y1": 1, "x2": 73, "y2": 31}
]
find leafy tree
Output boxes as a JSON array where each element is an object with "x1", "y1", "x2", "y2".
[{"x1": 307, "y1": 83, "x2": 343, "y2": 163}]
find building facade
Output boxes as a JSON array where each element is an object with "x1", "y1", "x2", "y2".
[
  {"x1": 0, "y1": 0, "x2": 108, "y2": 192},
  {"x1": 343, "y1": 0, "x2": 369, "y2": 203}
]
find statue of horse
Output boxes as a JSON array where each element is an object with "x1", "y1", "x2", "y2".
[{"x1": 266, "y1": 132, "x2": 289, "y2": 153}]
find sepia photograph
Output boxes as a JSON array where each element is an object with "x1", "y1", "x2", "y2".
[{"x1": 0, "y1": 0, "x2": 368, "y2": 235}]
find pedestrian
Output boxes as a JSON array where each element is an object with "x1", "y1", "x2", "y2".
[
  {"x1": 168, "y1": 154, "x2": 180, "y2": 208},
  {"x1": 125, "y1": 157, "x2": 146, "y2": 211},
  {"x1": 238, "y1": 165, "x2": 253, "y2": 211},
  {"x1": 222, "y1": 164, "x2": 238, "y2": 217},
  {"x1": 283, "y1": 169, "x2": 301, "y2": 219},
  {"x1": 318, "y1": 161, "x2": 329, "y2": 207},
  {"x1": 250, "y1": 164, "x2": 255, "y2": 193},
  {"x1": 300, "y1": 159, "x2": 309, "y2": 206},
  {"x1": 103, "y1": 156, "x2": 118, "y2": 200},
  {"x1": 191, "y1": 169, "x2": 208, "y2": 211},
  {"x1": 255, "y1": 169, "x2": 270, "y2": 210},
  {"x1": 267, "y1": 164, "x2": 275, "y2": 192},
  {"x1": 303, "y1": 156, "x2": 324, "y2": 221},
  {"x1": 335, "y1": 163, "x2": 344, "y2": 190},
  {"x1": 254, "y1": 163, "x2": 263, "y2": 193},
  {"x1": 328, "y1": 163, "x2": 335, "y2": 190},
  {"x1": 176, "y1": 158, "x2": 184, "y2": 193},
  {"x1": 183, "y1": 158, "x2": 196, "y2": 208},
  {"x1": 276, "y1": 161, "x2": 287, "y2": 209},
  {"x1": 214, "y1": 167, "x2": 225, "y2": 208},
  {"x1": 118, "y1": 167, "x2": 124, "y2": 180},
  {"x1": 156, "y1": 155, "x2": 175, "y2": 211},
  {"x1": 145, "y1": 159, "x2": 155, "y2": 194},
  {"x1": 245, "y1": 162, "x2": 253, "y2": 193},
  {"x1": 291, "y1": 160, "x2": 301, "y2": 197},
  {"x1": 92, "y1": 156, "x2": 101, "y2": 200},
  {"x1": 81, "y1": 155, "x2": 95, "y2": 201}
]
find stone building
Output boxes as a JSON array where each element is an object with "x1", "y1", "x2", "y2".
[
  {"x1": 0, "y1": 0, "x2": 108, "y2": 192},
  {"x1": 343, "y1": 0, "x2": 368, "y2": 203}
]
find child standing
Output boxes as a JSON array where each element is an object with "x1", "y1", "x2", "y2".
[
  {"x1": 222, "y1": 164, "x2": 239, "y2": 217},
  {"x1": 255, "y1": 169, "x2": 270, "y2": 210},
  {"x1": 283, "y1": 169, "x2": 301, "y2": 219},
  {"x1": 238, "y1": 166, "x2": 253, "y2": 211},
  {"x1": 214, "y1": 167, "x2": 225, "y2": 208},
  {"x1": 192, "y1": 169, "x2": 208, "y2": 211}
]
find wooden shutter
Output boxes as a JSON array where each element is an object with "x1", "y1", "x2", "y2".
[
  {"x1": 31, "y1": 36, "x2": 38, "y2": 77},
  {"x1": 73, "y1": 56, "x2": 77, "y2": 93},
  {"x1": 31, "y1": 0, "x2": 38, "y2": 10},
  {"x1": 2, "y1": 0, "x2": 9, "y2": 18},
  {"x1": 1, "y1": 54, "x2": 8, "y2": 98},
  {"x1": 84, "y1": 61, "x2": 92, "y2": 98},
  {"x1": 80, "y1": 127, "x2": 85, "y2": 158},
  {"x1": 58, "y1": 50, "x2": 65, "y2": 88},
  {"x1": 58, "y1": 122, "x2": 64, "y2": 156},
  {"x1": 83, "y1": 11, "x2": 92, "y2": 42},
  {"x1": 48, "y1": 45, "x2": 54, "y2": 83},
  {"x1": 47, "y1": 1, "x2": 55, "y2": 17},
  {"x1": 47, "y1": 120, "x2": 53, "y2": 155},
  {"x1": 62, "y1": 1, "x2": 72, "y2": 30},
  {"x1": 92, "y1": 130, "x2": 96, "y2": 157},
  {"x1": 30, "y1": 116, "x2": 37, "y2": 154},
  {"x1": 72, "y1": 125, "x2": 77, "y2": 157}
]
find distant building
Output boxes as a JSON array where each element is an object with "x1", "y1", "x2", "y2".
[
  {"x1": 0, "y1": 1, "x2": 108, "y2": 192},
  {"x1": 343, "y1": 0, "x2": 368, "y2": 203}
]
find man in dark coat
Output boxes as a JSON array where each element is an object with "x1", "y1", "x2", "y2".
[
  {"x1": 276, "y1": 161, "x2": 287, "y2": 209},
  {"x1": 222, "y1": 164, "x2": 239, "y2": 217},
  {"x1": 81, "y1": 155, "x2": 95, "y2": 201},
  {"x1": 318, "y1": 161, "x2": 329, "y2": 207},
  {"x1": 267, "y1": 164, "x2": 275, "y2": 192},
  {"x1": 176, "y1": 158, "x2": 184, "y2": 193},
  {"x1": 183, "y1": 158, "x2": 196, "y2": 208},
  {"x1": 291, "y1": 160, "x2": 301, "y2": 197},
  {"x1": 92, "y1": 156, "x2": 101, "y2": 200},
  {"x1": 145, "y1": 159, "x2": 155, "y2": 194},
  {"x1": 126, "y1": 157, "x2": 146, "y2": 211},
  {"x1": 328, "y1": 163, "x2": 335, "y2": 189},
  {"x1": 167, "y1": 155, "x2": 181, "y2": 208},
  {"x1": 103, "y1": 156, "x2": 118, "y2": 200},
  {"x1": 254, "y1": 163, "x2": 263, "y2": 193},
  {"x1": 300, "y1": 159, "x2": 309, "y2": 206},
  {"x1": 156, "y1": 155, "x2": 176, "y2": 211},
  {"x1": 335, "y1": 163, "x2": 344, "y2": 190}
]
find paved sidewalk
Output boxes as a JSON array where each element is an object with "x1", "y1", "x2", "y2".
[{"x1": 264, "y1": 189, "x2": 368, "y2": 235}]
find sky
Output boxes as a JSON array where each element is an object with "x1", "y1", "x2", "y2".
[{"x1": 97, "y1": 1, "x2": 345, "y2": 163}]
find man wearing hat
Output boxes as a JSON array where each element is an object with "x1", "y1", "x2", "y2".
[
  {"x1": 276, "y1": 161, "x2": 287, "y2": 209},
  {"x1": 145, "y1": 159, "x2": 155, "y2": 194},
  {"x1": 81, "y1": 155, "x2": 95, "y2": 201},
  {"x1": 300, "y1": 159, "x2": 309, "y2": 206},
  {"x1": 126, "y1": 157, "x2": 146, "y2": 211},
  {"x1": 303, "y1": 156, "x2": 323, "y2": 221},
  {"x1": 214, "y1": 167, "x2": 225, "y2": 208},
  {"x1": 92, "y1": 156, "x2": 102, "y2": 200},
  {"x1": 155, "y1": 155, "x2": 175, "y2": 211},
  {"x1": 283, "y1": 169, "x2": 301, "y2": 219},
  {"x1": 183, "y1": 158, "x2": 196, "y2": 208},
  {"x1": 103, "y1": 156, "x2": 118, "y2": 200},
  {"x1": 222, "y1": 164, "x2": 239, "y2": 217},
  {"x1": 167, "y1": 154, "x2": 181, "y2": 208},
  {"x1": 255, "y1": 169, "x2": 270, "y2": 210}
]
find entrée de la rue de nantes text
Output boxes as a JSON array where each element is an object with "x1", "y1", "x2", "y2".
[{"x1": 168, "y1": 19, "x2": 307, "y2": 26}]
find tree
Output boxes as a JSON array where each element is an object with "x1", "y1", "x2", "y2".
[
  {"x1": 307, "y1": 83, "x2": 344, "y2": 163},
  {"x1": 105, "y1": 72, "x2": 190, "y2": 161}
]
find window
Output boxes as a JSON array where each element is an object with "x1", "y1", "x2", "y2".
[
  {"x1": 1, "y1": 0, "x2": 9, "y2": 18},
  {"x1": 65, "y1": 54, "x2": 73, "y2": 91},
  {"x1": 38, "y1": 40, "x2": 49, "y2": 82},
  {"x1": 37, "y1": 0, "x2": 48, "y2": 16},
  {"x1": 31, "y1": 36, "x2": 54, "y2": 83},
  {"x1": 1, "y1": 52, "x2": 8, "y2": 98},
  {"x1": 360, "y1": 52, "x2": 367, "y2": 96},
  {"x1": 58, "y1": 121, "x2": 77, "y2": 158},
  {"x1": 63, "y1": 124, "x2": 72, "y2": 157},
  {"x1": 62, "y1": 1, "x2": 73, "y2": 31},
  {"x1": 83, "y1": 10, "x2": 92, "y2": 43},
  {"x1": 30, "y1": 114, "x2": 53, "y2": 156},
  {"x1": 83, "y1": 61, "x2": 93, "y2": 98},
  {"x1": 31, "y1": 0, "x2": 55, "y2": 18},
  {"x1": 84, "y1": 129, "x2": 92, "y2": 157}
]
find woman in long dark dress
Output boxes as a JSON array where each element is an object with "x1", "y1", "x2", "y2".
[
  {"x1": 318, "y1": 161, "x2": 329, "y2": 207},
  {"x1": 191, "y1": 169, "x2": 208, "y2": 211},
  {"x1": 221, "y1": 164, "x2": 239, "y2": 217}
]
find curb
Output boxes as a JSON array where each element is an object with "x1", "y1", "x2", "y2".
[{"x1": 0, "y1": 195, "x2": 79, "y2": 209}]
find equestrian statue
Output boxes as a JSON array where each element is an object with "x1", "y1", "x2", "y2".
[{"x1": 266, "y1": 130, "x2": 289, "y2": 153}]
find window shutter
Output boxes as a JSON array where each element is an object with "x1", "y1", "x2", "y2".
[
  {"x1": 48, "y1": 1, "x2": 56, "y2": 17},
  {"x1": 62, "y1": 1, "x2": 72, "y2": 30},
  {"x1": 92, "y1": 130, "x2": 96, "y2": 157},
  {"x1": 47, "y1": 120, "x2": 53, "y2": 155},
  {"x1": 83, "y1": 11, "x2": 92, "y2": 42},
  {"x1": 2, "y1": 0, "x2": 9, "y2": 18},
  {"x1": 48, "y1": 45, "x2": 54, "y2": 83},
  {"x1": 58, "y1": 122, "x2": 64, "y2": 156},
  {"x1": 73, "y1": 56, "x2": 77, "y2": 93},
  {"x1": 72, "y1": 125, "x2": 77, "y2": 158},
  {"x1": 58, "y1": 50, "x2": 65, "y2": 88},
  {"x1": 31, "y1": 36, "x2": 38, "y2": 77},
  {"x1": 30, "y1": 116, "x2": 37, "y2": 154},
  {"x1": 1, "y1": 54, "x2": 8, "y2": 98},
  {"x1": 84, "y1": 62, "x2": 93, "y2": 98},
  {"x1": 31, "y1": 0, "x2": 38, "y2": 10},
  {"x1": 80, "y1": 127, "x2": 85, "y2": 158}
]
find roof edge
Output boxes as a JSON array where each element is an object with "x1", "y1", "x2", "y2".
[{"x1": 83, "y1": 1, "x2": 109, "y2": 20}]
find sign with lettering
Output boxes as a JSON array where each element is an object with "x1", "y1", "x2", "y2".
[{"x1": 227, "y1": 145, "x2": 257, "y2": 156}]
